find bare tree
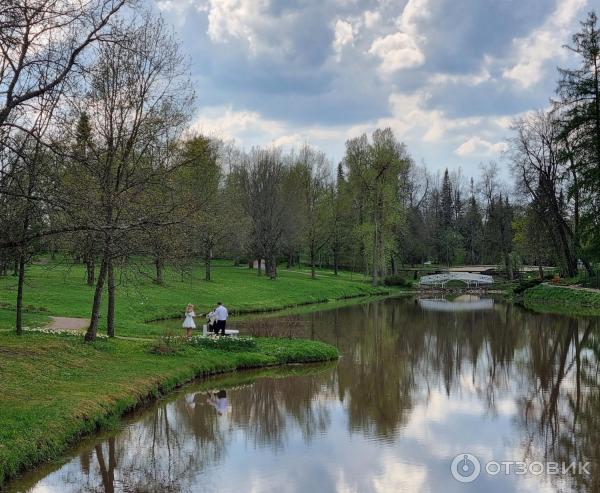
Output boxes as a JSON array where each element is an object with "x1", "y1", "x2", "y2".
[
  {"x1": 294, "y1": 145, "x2": 332, "y2": 279},
  {"x1": 60, "y1": 13, "x2": 193, "y2": 341},
  {"x1": 510, "y1": 111, "x2": 579, "y2": 276},
  {"x1": 232, "y1": 148, "x2": 286, "y2": 280},
  {"x1": 0, "y1": 0, "x2": 128, "y2": 129}
]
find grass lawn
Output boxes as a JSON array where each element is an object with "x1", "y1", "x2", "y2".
[
  {"x1": 0, "y1": 257, "x2": 393, "y2": 338},
  {"x1": 0, "y1": 257, "x2": 393, "y2": 486},
  {"x1": 523, "y1": 283, "x2": 600, "y2": 316}
]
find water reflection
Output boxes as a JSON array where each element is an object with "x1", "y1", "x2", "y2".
[
  {"x1": 418, "y1": 294, "x2": 495, "y2": 311},
  {"x1": 6, "y1": 297, "x2": 600, "y2": 493}
]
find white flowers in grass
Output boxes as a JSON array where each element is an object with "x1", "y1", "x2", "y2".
[
  {"x1": 188, "y1": 335, "x2": 253, "y2": 342},
  {"x1": 22, "y1": 327, "x2": 108, "y2": 339}
]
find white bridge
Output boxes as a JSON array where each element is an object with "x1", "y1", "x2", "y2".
[{"x1": 419, "y1": 272, "x2": 494, "y2": 288}]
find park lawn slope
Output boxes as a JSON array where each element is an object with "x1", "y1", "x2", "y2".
[
  {"x1": 524, "y1": 284, "x2": 600, "y2": 316},
  {"x1": 0, "y1": 259, "x2": 391, "y2": 338},
  {"x1": 0, "y1": 332, "x2": 338, "y2": 486}
]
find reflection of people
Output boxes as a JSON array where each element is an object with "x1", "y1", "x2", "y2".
[
  {"x1": 207, "y1": 390, "x2": 228, "y2": 415},
  {"x1": 213, "y1": 302, "x2": 228, "y2": 336},
  {"x1": 183, "y1": 303, "x2": 196, "y2": 337}
]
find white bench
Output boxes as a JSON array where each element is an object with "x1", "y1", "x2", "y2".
[{"x1": 202, "y1": 324, "x2": 239, "y2": 337}]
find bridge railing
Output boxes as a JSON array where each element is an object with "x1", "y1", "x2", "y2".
[{"x1": 419, "y1": 273, "x2": 494, "y2": 287}]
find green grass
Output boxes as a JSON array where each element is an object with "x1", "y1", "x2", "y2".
[
  {"x1": 523, "y1": 283, "x2": 600, "y2": 316},
  {"x1": 0, "y1": 331, "x2": 338, "y2": 486},
  {"x1": 0, "y1": 257, "x2": 391, "y2": 338}
]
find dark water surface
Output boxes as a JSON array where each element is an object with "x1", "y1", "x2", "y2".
[{"x1": 7, "y1": 296, "x2": 600, "y2": 493}]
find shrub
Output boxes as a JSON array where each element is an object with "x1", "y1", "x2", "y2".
[
  {"x1": 149, "y1": 330, "x2": 184, "y2": 355},
  {"x1": 383, "y1": 275, "x2": 411, "y2": 287},
  {"x1": 188, "y1": 335, "x2": 257, "y2": 352},
  {"x1": 513, "y1": 278, "x2": 543, "y2": 295}
]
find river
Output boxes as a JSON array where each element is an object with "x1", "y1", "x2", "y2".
[{"x1": 6, "y1": 295, "x2": 600, "y2": 492}]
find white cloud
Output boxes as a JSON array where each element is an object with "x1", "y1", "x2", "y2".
[
  {"x1": 368, "y1": 0, "x2": 430, "y2": 75},
  {"x1": 189, "y1": 106, "x2": 284, "y2": 142},
  {"x1": 189, "y1": 106, "x2": 346, "y2": 152},
  {"x1": 363, "y1": 10, "x2": 381, "y2": 29},
  {"x1": 368, "y1": 32, "x2": 425, "y2": 73},
  {"x1": 429, "y1": 57, "x2": 493, "y2": 86},
  {"x1": 455, "y1": 136, "x2": 508, "y2": 157},
  {"x1": 502, "y1": 0, "x2": 587, "y2": 88},
  {"x1": 397, "y1": 0, "x2": 431, "y2": 36},
  {"x1": 429, "y1": 70, "x2": 491, "y2": 87},
  {"x1": 387, "y1": 92, "x2": 482, "y2": 143},
  {"x1": 372, "y1": 455, "x2": 428, "y2": 493},
  {"x1": 206, "y1": 0, "x2": 264, "y2": 49},
  {"x1": 333, "y1": 19, "x2": 354, "y2": 53},
  {"x1": 204, "y1": 0, "x2": 297, "y2": 56},
  {"x1": 270, "y1": 133, "x2": 304, "y2": 148}
]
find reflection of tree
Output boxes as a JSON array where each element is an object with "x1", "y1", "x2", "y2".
[
  {"x1": 55, "y1": 366, "x2": 332, "y2": 492},
  {"x1": 309, "y1": 299, "x2": 525, "y2": 438},
  {"x1": 231, "y1": 374, "x2": 331, "y2": 448},
  {"x1": 517, "y1": 316, "x2": 600, "y2": 492}
]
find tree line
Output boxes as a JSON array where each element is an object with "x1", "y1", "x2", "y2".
[{"x1": 2, "y1": 3, "x2": 600, "y2": 340}]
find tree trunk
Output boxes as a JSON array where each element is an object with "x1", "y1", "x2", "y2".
[
  {"x1": 538, "y1": 258, "x2": 544, "y2": 281},
  {"x1": 372, "y1": 222, "x2": 379, "y2": 286},
  {"x1": 85, "y1": 255, "x2": 109, "y2": 342},
  {"x1": 204, "y1": 254, "x2": 211, "y2": 281},
  {"x1": 256, "y1": 258, "x2": 262, "y2": 276},
  {"x1": 13, "y1": 258, "x2": 18, "y2": 276},
  {"x1": 15, "y1": 254, "x2": 26, "y2": 335},
  {"x1": 310, "y1": 247, "x2": 316, "y2": 279},
  {"x1": 107, "y1": 258, "x2": 115, "y2": 337},
  {"x1": 504, "y1": 252, "x2": 513, "y2": 281},
  {"x1": 154, "y1": 256, "x2": 163, "y2": 285},
  {"x1": 333, "y1": 247, "x2": 339, "y2": 276},
  {"x1": 266, "y1": 256, "x2": 277, "y2": 279},
  {"x1": 86, "y1": 259, "x2": 95, "y2": 286}
]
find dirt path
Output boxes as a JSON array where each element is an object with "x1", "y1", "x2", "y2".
[
  {"x1": 46, "y1": 316, "x2": 89, "y2": 331},
  {"x1": 544, "y1": 283, "x2": 600, "y2": 294}
]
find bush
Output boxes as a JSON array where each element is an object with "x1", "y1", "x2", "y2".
[
  {"x1": 188, "y1": 336, "x2": 257, "y2": 352},
  {"x1": 149, "y1": 330, "x2": 184, "y2": 355},
  {"x1": 383, "y1": 275, "x2": 411, "y2": 287},
  {"x1": 513, "y1": 278, "x2": 543, "y2": 295}
]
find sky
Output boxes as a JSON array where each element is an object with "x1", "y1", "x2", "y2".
[{"x1": 155, "y1": 0, "x2": 600, "y2": 178}]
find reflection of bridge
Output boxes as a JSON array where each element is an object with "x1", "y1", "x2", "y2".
[
  {"x1": 418, "y1": 297, "x2": 494, "y2": 312},
  {"x1": 419, "y1": 272, "x2": 494, "y2": 287}
]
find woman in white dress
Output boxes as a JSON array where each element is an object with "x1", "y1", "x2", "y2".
[{"x1": 183, "y1": 303, "x2": 196, "y2": 337}]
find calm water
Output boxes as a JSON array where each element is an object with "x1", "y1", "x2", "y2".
[{"x1": 6, "y1": 296, "x2": 600, "y2": 493}]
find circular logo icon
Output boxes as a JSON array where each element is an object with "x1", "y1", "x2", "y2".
[{"x1": 451, "y1": 453, "x2": 481, "y2": 483}]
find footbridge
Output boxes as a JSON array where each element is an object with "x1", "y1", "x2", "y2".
[{"x1": 419, "y1": 272, "x2": 494, "y2": 288}]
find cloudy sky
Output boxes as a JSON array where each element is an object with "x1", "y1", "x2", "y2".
[{"x1": 156, "y1": 0, "x2": 599, "y2": 177}]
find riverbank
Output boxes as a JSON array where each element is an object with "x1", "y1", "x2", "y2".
[
  {"x1": 0, "y1": 332, "x2": 338, "y2": 486},
  {"x1": 523, "y1": 283, "x2": 600, "y2": 316}
]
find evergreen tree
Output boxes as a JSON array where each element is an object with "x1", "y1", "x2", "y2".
[
  {"x1": 440, "y1": 169, "x2": 454, "y2": 229},
  {"x1": 556, "y1": 10, "x2": 600, "y2": 260}
]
